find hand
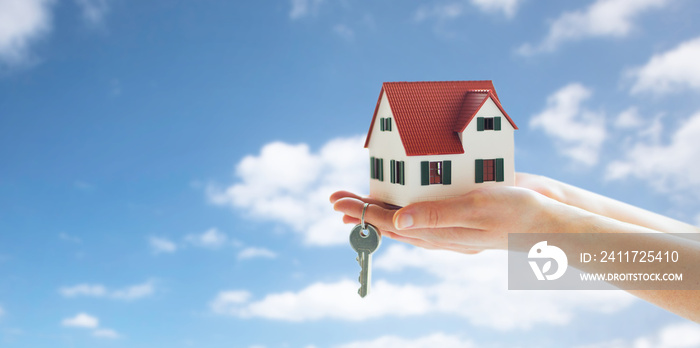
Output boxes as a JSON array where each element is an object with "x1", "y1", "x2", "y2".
[{"x1": 331, "y1": 185, "x2": 576, "y2": 254}]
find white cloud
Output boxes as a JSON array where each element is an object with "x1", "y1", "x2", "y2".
[
  {"x1": 414, "y1": 0, "x2": 522, "y2": 22},
  {"x1": 606, "y1": 110, "x2": 700, "y2": 194},
  {"x1": 184, "y1": 228, "x2": 228, "y2": 248},
  {"x1": 628, "y1": 36, "x2": 700, "y2": 94},
  {"x1": 576, "y1": 322, "x2": 700, "y2": 348},
  {"x1": 335, "y1": 332, "x2": 474, "y2": 348},
  {"x1": 289, "y1": 0, "x2": 324, "y2": 20},
  {"x1": 74, "y1": 0, "x2": 110, "y2": 26},
  {"x1": 59, "y1": 280, "x2": 154, "y2": 301},
  {"x1": 60, "y1": 284, "x2": 107, "y2": 297},
  {"x1": 518, "y1": 0, "x2": 671, "y2": 55},
  {"x1": 333, "y1": 24, "x2": 354, "y2": 41},
  {"x1": 207, "y1": 135, "x2": 367, "y2": 246},
  {"x1": 530, "y1": 83, "x2": 607, "y2": 166},
  {"x1": 61, "y1": 313, "x2": 99, "y2": 329},
  {"x1": 615, "y1": 107, "x2": 643, "y2": 129},
  {"x1": 0, "y1": 305, "x2": 4, "y2": 317},
  {"x1": 211, "y1": 245, "x2": 635, "y2": 330},
  {"x1": 149, "y1": 236, "x2": 177, "y2": 254},
  {"x1": 470, "y1": 0, "x2": 521, "y2": 18},
  {"x1": 59, "y1": 232, "x2": 82, "y2": 243},
  {"x1": 0, "y1": 0, "x2": 55, "y2": 65},
  {"x1": 238, "y1": 247, "x2": 277, "y2": 260},
  {"x1": 92, "y1": 328, "x2": 120, "y2": 339}
]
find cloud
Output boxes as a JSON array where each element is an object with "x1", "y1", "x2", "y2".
[
  {"x1": 414, "y1": 0, "x2": 522, "y2": 22},
  {"x1": 149, "y1": 236, "x2": 177, "y2": 254},
  {"x1": 0, "y1": 305, "x2": 4, "y2": 317},
  {"x1": 614, "y1": 107, "x2": 643, "y2": 129},
  {"x1": 207, "y1": 136, "x2": 367, "y2": 246},
  {"x1": 210, "y1": 245, "x2": 635, "y2": 330},
  {"x1": 92, "y1": 328, "x2": 120, "y2": 339},
  {"x1": 74, "y1": 0, "x2": 110, "y2": 26},
  {"x1": 606, "y1": 110, "x2": 700, "y2": 194},
  {"x1": 335, "y1": 332, "x2": 474, "y2": 348},
  {"x1": 530, "y1": 83, "x2": 607, "y2": 166},
  {"x1": 61, "y1": 313, "x2": 99, "y2": 328},
  {"x1": 289, "y1": 0, "x2": 324, "y2": 20},
  {"x1": 0, "y1": 0, "x2": 55, "y2": 65},
  {"x1": 59, "y1": 280, "x2": 155, "y2": 300},
  {"x1": 518, "y1": 0, "x2": 671, "y2": 55},
  {"x1": 184, "y1": 228, "x2": 228, "y2": 249},
  {"x1": 59, "y1": 232, "x2": 82, "y2": 243},
  {"x1": 576, "y1": 322, "x2": 700, "y2": 348},
  {"x1": 628, "y1": 36, "x2": 700, "y2": 95},
  {"x1": 238, "y1": 247, "x2": 277, "y2": 260},
  {"x1": 333, "y1": 24, "x2": 354, "y2": 41}
]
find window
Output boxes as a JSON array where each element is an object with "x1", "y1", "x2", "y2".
[
  {"x1": 477, "y1": 117, "x2": 501, "y2": 131},
  {"x1": 429, "y1": 161, "x2": 442, "y2": 184},
  {"x1": 370, "y1": 157, "x2": 383, "y2": 181},
  {"x1": 421, "y1": 160, "x2": 451, "y2": 185},
  {"x1": 390, "y1": 160, "x2": 405, "y2": 185},
  {"x1": 475, "y1": 158, "x2": 504, "y2": 183},
  {"x1": 483, "y1": 159, "x2": 495, "y2": 181},
  {"x1": 380, "y1": 118, "x2": 392, "y2": 132}
]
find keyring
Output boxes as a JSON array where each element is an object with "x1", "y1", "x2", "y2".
[{"x1": 361, "y1": 202, "x2": 370, "y2": 229}]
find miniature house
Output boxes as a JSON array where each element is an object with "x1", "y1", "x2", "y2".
[{"x1": 364, "y1": 81, "x2": 517, "y2": 207}]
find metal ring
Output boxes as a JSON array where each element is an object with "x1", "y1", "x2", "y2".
[{"x1": 361, "y1": 203, "x2": 370, "y2": 229}]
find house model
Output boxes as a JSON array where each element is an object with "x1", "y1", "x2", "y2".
[{"x1": 364, "y1": 80, "x2": 517, "y2": 207}]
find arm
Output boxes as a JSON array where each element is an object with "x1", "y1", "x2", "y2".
[{"x1": 330, "y1": 185, "x2": 700, "y2": 322}]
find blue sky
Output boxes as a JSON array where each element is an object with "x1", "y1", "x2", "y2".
[{"x1": 1, "y1": 0, "x2": 700, "y2": 347}]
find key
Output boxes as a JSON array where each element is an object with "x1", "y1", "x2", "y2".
[{"x1": 349, "y1": 223, "x2": 381, "y2": 297}]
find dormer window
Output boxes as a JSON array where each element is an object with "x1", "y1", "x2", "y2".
[
  {"x1": 380, "y1": 117, "x2": 392, "y2": 131},
  {"x1": 477, "y1": 117, "x2": 501, "y2": 131}
]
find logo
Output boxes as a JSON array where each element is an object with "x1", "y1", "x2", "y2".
[{"x1": 528, "y1": 241, "x2": 568, "y2": 280}]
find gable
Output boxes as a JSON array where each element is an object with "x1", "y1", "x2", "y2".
[{"x1": 364, "y1": 81, "x2": 517, "y2": 156}]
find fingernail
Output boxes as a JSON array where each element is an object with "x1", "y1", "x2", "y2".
[{"x1": 395, "y1": 213, "x2": 413, "y2": 229}]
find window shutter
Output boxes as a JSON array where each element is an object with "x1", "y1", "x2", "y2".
[
  {"x1": 475, "y1": 159, "x2": 484, "y2": 183},
  {"x1": 494, "y1": 117, "x2": 501, "y2": 131},
  {"x1": 370, "y1": 157, "x2": 375, "y2": 179},
  {"x1": 380, "y1": 118, "x2": 385, "y2": 131},
  {"x1": 379, "y1": 158, "x2": 384, "y2": 181},
  {"x1": 387, "y1": 118, "x2": 391, "y2": 131},
  {"x1": 421, "y1": 161, "x2": 429, "y2": 186},
  {"x1": 390, "y1": 160, "x2": 396, "y2": 184},
  {"x1": 442, "y1": 160, "x2": 451, "y2": 185},
  {"x1": 477, "y1": 117, "x2": 485, "y2": 131},
  {"x1": 399, "y1": 161, "x2": 405, "y2": 185},
  {"x1": 495, "y1": 158, "x2": 504, "y2": 182}
]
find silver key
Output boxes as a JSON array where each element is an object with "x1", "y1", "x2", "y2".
[{"x1": 349, "y1": 210, "x2": 381, "y2": 297}]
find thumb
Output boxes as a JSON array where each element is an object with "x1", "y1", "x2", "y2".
[{"x1": 393, "y1": 196, "x2": 475, "y2": 230}]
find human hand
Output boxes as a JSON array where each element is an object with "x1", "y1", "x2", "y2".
[{"x1": 331, "y1": 185, "x2": 577, "y2": 254}]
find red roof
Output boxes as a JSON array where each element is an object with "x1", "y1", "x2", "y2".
[{"x1": 364, "y1": 81, "x2": 517, "y2": 156}]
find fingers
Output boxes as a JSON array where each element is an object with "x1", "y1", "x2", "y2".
[
  {"x1": 329, "y1": 191, "x2": 395, "y2": 209},
  {"x1": 333, "y1": 197, "x2": 397, "y2": 232},
  {"x1": 392, "y1": 193, "x2": 488, "y2": 230}
]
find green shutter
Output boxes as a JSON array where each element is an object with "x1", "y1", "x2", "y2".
[
  {"x1": 421, "y1": 161, "x2": 429, "y2": 186},
  {"x1": 475, "y1": 159, "x2": 484, "y2": 183},
  {"x1": 477, "y1": 117, "x2": 485, "y2": 131},
  {"x1": 390, "y1": 160, "x2": 396, "y2": 184},
  {"x1": 399, "y1": 161, "x2": 405, "y2": 185},
  {"x1": 389, "y1": 118, "x2": 392, "y2": 131},
  {"x1": 379, "y1": 158, "x2": 384, "y2": 181},
  {"x1": 496, "y1": 158, "x2": 504, "y2": 182},
  {"x1": 494, "y1": 117, "x2": 501, "y2": 131},
  {"x1": 442, "y1": 160, "x2": 451, "y2": 185},
  {"x1": 380, "y1": 118, "x2": 385, "y2": 131},
  {"x1": 370, "y1": 157, "x2": 375, "y2": 179}
]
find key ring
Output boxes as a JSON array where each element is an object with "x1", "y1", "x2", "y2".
[{"x1": 361, "y1": 203, "x2": 370, "y2": 229}]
